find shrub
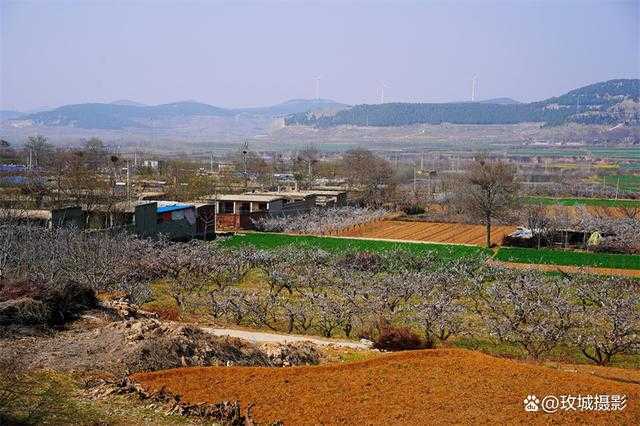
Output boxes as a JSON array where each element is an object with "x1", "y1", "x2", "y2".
[
  {"x1": 373, "y1": 321, "x2": 430, "y2": 351},
  {"x1": 0, "y1": 280, "x2": 43, "y2": 302},
  {"x1": 42, "y1": 282, "x2": 98, "y2": 325},
  {"x1": 337, "y1": 251, "x2": 384, "y2": 273},
  {"x1": 0, "y1": 297, "x2": 50, "y2": 326},
  {"x1": 0, "y1": 281, "x2": 97, "y2": 327},
  {"x1": 403, "y1": 205, "x2": 425, "y2": 215}
]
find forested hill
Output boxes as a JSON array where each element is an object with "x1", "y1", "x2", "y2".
[
  {"x1": 9, "y1": 99, "x2": 348, "y2": 130},
  {"x1": 285, "y1": 79, "x2": 640, "y2": 127}
]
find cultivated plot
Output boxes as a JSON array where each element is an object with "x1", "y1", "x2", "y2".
[{"x1": 338, "y1": 220, "x2": 515, "y2": 246}]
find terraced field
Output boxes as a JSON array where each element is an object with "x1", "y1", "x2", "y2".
[{"x1": 338, "y1": 220, "x2": 515, "y2": 246}]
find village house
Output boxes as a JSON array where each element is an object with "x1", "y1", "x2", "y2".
[{"x1": 202, "y1": 193, "x2": 286, "y2": 231}]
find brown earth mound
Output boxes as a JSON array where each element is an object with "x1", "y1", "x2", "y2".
[
  {"x1": 133, "y1": 348, "x2": 640, "y2": 425},
  {"x1": 0, "y1": 316, "x2": 320, "y2": 377}
]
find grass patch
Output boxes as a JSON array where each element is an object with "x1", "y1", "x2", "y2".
[
  {"x1": 0, "y1": 370, "x2": 192, "y2": 425},
  {"x1": 602, "y1": 174, "x2": 640, "y2": 193},
  {"x1": 221, "y1": 232, "x2": 489, "y2": 259},
  {"x1": 524, "y1": 196, "x2": 640, "y2": 208},
  {"x1": 495, "y1": 246, "x2": 640, "y2": 270}
]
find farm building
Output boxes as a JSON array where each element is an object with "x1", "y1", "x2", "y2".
[
  {"x1": 306, "y1": 189, "x2": 347, "y2": 207},
  {"x1": 247, "y1": 189, "x2": 347, "y2": 208},
  {"x1": 86, "y1": 200, "x2": 213, "y2": 240},
  {"x1": 503, "y1": 226, "x2": 609, "y2": 249},
  {"x1": 0, "y1": 206, "x2": 85, "y2": 229},
  {"x1": 244, "y1": 191, "x2": 317, "y2": 214},
  {"x1": 202, "y1": 194, "x2": 287, "y2": 231}
]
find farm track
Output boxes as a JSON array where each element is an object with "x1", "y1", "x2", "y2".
[
  {"x1": 339, "y1": 220, "x2": 515, "y2": 246},
  {"x1": 202, "y1": 327, "x2": 370, "y2": 349},
  {"x1": 132, "y1": 348, "x2": 640, "y2": 425}
]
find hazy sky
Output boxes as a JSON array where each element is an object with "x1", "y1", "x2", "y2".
[{"x1": 1, "y1": 0, "x2": 638, "y2": 111}]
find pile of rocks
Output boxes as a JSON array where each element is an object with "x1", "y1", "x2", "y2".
[{"x1": 89, "y1": 376, "x2": 265, "y2": 425}]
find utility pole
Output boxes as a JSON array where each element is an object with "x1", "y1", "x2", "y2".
[
  {"x1": 126, "y1": 160, "x2": 131, "y2": 204},
  {"x1": 413, "y1": 166, "x2": 416, "y2": 194},
  {"x1": 242, "y1": 141, "x2": 249, "y2": 191}
]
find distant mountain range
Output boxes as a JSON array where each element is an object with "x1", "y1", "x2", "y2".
[
  {"x1": 3, "y1": 99, "x2": 349, "y2": 130},
  {"x1": 3, "y1": 80, "x2": 637, "y2": 132},
  {"x1": 0, "y1": 110, "x2": 25, "y2": 121},
  {"x1": 286, "y1": 79, "x2": 639, "y2": 127},
  {"x1": 235, "y1": 98, "x2": 350, "y2": 116},
  {"x1": 110, "y1": 99, "x2": 148, "y2": 107}
]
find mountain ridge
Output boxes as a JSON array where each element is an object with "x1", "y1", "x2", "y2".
[
  {"x1": 5, "y1": 80, "x2": 638, "y2": 130},
  {"x1": 285, "y1": 79, "x2": 639, "y2": 128},
  {"x1": 8, "y1": 99, "x2": 349, "y2": 129}
]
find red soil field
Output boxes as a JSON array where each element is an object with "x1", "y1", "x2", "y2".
[
  {"x1": 339, "y1": 220, "x2": 515, "y2": 246},
  {"x1": 132, "y1": 349, "x2": 639, "y2": 425}
]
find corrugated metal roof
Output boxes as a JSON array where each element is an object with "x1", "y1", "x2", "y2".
[
  {"x1": 156, "y1": 203, "x2": 193, "y2": 213},
  {"x1": 204, "y1": 194, "x2": 286, "y2": 202}
]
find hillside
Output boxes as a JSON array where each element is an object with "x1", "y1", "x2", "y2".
[
  {"x1": 110, "y1": 99, "x2": 147, "y2": 107},
  {"x1": 234, "y1": 98, "x2": 350, "y2": 116},
  {"x1": 0, "y1": 110, "x2": 25, "y2": 121},
  {"x1": 5, "y1": 98, "x2": 348, "y2": 130},
  {"x1": 15, "y1": 101, "x2": 232, "y2": 129},
  {"x1": 478, "y1": 97, "x2": 521, "y2": 105},
  {"x1": 285, "y1": 79, "x2": 640, "y2": 128}
]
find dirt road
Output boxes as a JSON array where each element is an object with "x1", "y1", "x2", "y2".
[{"x1": 203, "y1": 327, "x2": 371, "y2": 349}]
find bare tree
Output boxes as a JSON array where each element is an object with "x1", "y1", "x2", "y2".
[
  {"x1": 412, "y1": 269, "x2": 468, "y2": 344},
  {"x1": 573, "y1": 277, "x2": 640, "y2": 365},
  {"x1": 472, "y1": 268, "x2": 578, "y2": 359},
  {"x1": 455, "y1": 158, "x2": 520, "y2": 248},
  {"x1": 24, "y1": 135, "x2": 54, "y2": 167},
  {"x1": 520, "y1": 204, "x2": 552, "y2": 249},
  {"x1": 342, "y1": 148, "x2": 395, "y2": 207}
]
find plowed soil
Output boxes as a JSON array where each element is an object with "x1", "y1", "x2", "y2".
[
  {"x1": 339, "y1": 220, "x2": 515, "y2": 246},
  {"x1": 132, "y1": 348, "x2": 640, "y2": 425}
]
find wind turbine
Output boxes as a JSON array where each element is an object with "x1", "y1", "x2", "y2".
[
  {"x1": 379, "y1": 81, "x2": 389, "y2": 104},
  {"x1": 314, "y1": 75, "x2": 322, "y2": 100},
  {"x1": 471, "y1": 76, "x2": 478, "y2": 102}
]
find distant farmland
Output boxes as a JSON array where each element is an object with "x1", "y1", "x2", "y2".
[
  {"x1": 338, "y1": 220, "x2": 515, "y2": 246},
  {"x1": 524, "y1": 196, "x2": 640, "y2": 208}
]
